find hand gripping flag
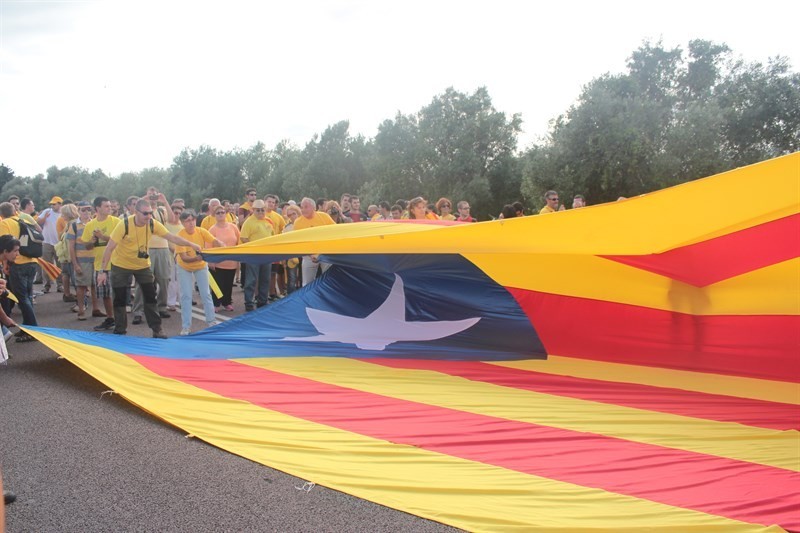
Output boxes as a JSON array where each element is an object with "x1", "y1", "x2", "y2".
[{"x1": 22, "y1": 153, "x2": 800, "y2": 532}]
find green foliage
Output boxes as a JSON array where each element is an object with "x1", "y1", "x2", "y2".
[{"x1": 522, "y1": 39, "x2": 800, "y2": 209}]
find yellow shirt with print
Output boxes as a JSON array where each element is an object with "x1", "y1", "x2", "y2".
[
  {"x1": 80, "y1": 216, "x2": 120, "y2": 271},
  {"x1": 108, "y1": 216, "x2": 169, "y2": 270},
  {"x1": 175, "y1": 227, "x2": 216, "y2": 272},
  {"x1": 240, "y1": 215, "x2": 274, "y2": 243},
  {"x1": 0, "y1": 216, "x2": 37, "y2": 264},
  {"x1": 293, "y1": 211, "x2": 335, "y2": 231}
]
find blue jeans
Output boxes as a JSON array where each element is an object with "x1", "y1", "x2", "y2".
[
  {"x1": 244, "y1": 263, "x2": 271, "y2": 308},
  {"x1": 9, "y1": 262, "x2": 38, "y2": 326},
  {"x1": 177, "y1": 265, "x2": 215, "y2": 330},
  {"x1": 287, "y1": 264, "x2": 299, "y2": 294}
]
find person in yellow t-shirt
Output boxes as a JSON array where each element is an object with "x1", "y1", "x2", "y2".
[
  {"x1": 96, "y1": 199, "x2": 200, "y2": 338},
  {"x1": 240, "y1": 199, "x2": 274, "y2": 311},
  {"x1": 80, "y1": 196, "x2": 120, "y2": 328},
  {"x1": 238, "y1": 188, "x2": 258, "y2": 227},
  {"x1": 174, "y1": 210, "x2": 223, "y2": 335},
  {"x1": 0, "y1": 202, "x2": 39, "y2": 340},
  {"x1": 436, "y1": 198, "x2": 456, "y2": 221},
  {"x1": 294, "y1": 197, "x2": 336, "y2": 287},
  {"x1": 539, "y1": 191, "x2": 560, "y2": 214}
]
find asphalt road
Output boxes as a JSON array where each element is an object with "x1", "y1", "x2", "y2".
[{"x1": 0, "y1": 284, "x2": 459, "y2": 533}]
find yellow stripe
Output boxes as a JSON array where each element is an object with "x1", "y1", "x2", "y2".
[
  {"x1": 242, "y1": 358, "x2": 799, "y2": 471},
  {"x1": 497, "y1": 356, "x2": 800, "y2": 405},
  {"x1": 29, "y1": 331, "x2": 781, "y2": 532},
  {"x1": 466, "y1": 254, "x2": 800, "y2": 315}
]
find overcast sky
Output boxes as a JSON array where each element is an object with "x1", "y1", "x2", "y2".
[{"x1": 1, "y1": 0, "x2": 798, "y2": 178}]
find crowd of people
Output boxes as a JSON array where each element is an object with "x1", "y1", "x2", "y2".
[{"x1": 0, "y1": 188, "x2": 587, "y2": 344}]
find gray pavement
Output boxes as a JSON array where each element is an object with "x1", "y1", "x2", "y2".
[{"x1": 0, "y1": 284, "x2": 459, "y2": 532}]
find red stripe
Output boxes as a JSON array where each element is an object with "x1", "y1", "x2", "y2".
[
  {"x1": 603, "y1": 213, "x2": 800, "y2": 286},
  {"x1": 508, "y1": 288, "x2": 800, "y2": 382},
  {"x1": 365, "y1": 359, "x2": 799, "y2": 431},
  {"x1": 133, "y1": 355, "x2": 800, "y2": 529}
]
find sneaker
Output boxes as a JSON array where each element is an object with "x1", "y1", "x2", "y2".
[
  {"x1": 179, "y1": 328, "x2": 191, "y2": 336},
  {"x1": 152, "y1": 329, "x2": 167, "y2": 339},
  {"x1": 43, "y1": 285, "x2": 51, "y2": 294},
  {"x1": 245, "y1": 305, "x2": 255, "y2": 312},
  {"x1": 166, "y1": 305, "x2": 177, "y2": 312},
  {"x1": 224, "y1": 305, "x2": 234, "y2": 312},
  {"x1": 207, "y1": 320, "x2": 220, "y2": 327},
  {"x1": 132, "y1": 315, "x2": 143, "y2": 325},
  {"x1": 92, "y1": 309, "x2": 106, "y2": 317},
  {"x1": 62, "y1": 294, "x2": 77, "y2": 302},
  {"x1": 56, "y1": 286, "x2": 63, "y2": 293},
  {"x1": 94, "y1": 318, "x2": 115, "y2": 331},
  {"x1": 158, "y1": 311, "x2": 171, "y2": 319},
  {"x1": 71, "y1": 305, "x2": 79, "y2": 313},
  {"x1": 77, "y1": 311, "x2": 87, "y2": 321}
]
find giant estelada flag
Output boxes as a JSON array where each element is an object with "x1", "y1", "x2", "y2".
[{"x1": 26, "y1": 153, "x2": 799, "y2": 532}]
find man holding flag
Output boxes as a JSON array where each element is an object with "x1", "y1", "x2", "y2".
[{"x1": 96, "y1": 199, "x2": 201, "y2": 338}]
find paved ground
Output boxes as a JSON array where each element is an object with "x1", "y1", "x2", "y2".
[{"x1": 0, "y1": 284, "x2": 459, "y2": 532}]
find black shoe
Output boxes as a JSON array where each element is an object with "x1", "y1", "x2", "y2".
[
  {"x1": 113, "y1": 330, "x2": 126, "y2": 335},
  {"x1": 152, "y1": 329, "x2": 167, "y2": 339},
  {"x1": 62, "y1": 294, "x2": 77, "y2": 302},
  {"x1": 158, "y1": 311, "x2": 171, "y2": 319},
  {"x1": 132, "y1": 316, "x2": 143, "y2": 325},
  {"x1": 15, "y1": 332, "x2": 35, "y2": 343},
  {"x1": 94, "y1": 318, "x2": 115, "y2": 331},
  {"x1": 245, "y1": 305, "x2": 255, "y2": 312},
  {"x1": 4, "y1": 490, "x2": 16, "y2": 504}
]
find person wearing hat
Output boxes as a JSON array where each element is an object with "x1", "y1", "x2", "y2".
[{"x1": 36, "y1": 196, "x2": 64, "y2": 294}]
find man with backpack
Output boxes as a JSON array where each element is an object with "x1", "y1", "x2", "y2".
[
  {"x1": 96, "y1": 198, "x2": 201, "y2": 338},
  {"x1": 0, "y1": 202, "x2": 40, "y2": 342}
]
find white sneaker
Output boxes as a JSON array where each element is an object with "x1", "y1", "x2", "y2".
[
  {"x1": 207, "y1": 321, "x2": 221, "y2": 327},
  {"x1": 179, "y1": 328, "x2": 191, "y2": 336}
]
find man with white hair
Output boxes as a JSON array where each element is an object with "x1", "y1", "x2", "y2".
[{"x1": 293, "y1": 197, "x2": 335, "y2": 286}]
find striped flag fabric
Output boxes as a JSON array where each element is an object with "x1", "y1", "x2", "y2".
[{"x1": 23, "y1": 153, "x2": 799, "y2": 531}]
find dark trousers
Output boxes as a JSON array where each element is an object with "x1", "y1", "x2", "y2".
[
  {"x1": 111, "y1": 266, "x2": 160, "y2": 334},
  {"x1": 9, "y1": 262, "x2": 38, "y2": 326},
  {"x1": 210, "y1": 267, "x2": 236, "y2": 306}
]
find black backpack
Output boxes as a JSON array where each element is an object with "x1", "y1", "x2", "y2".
[{"x1": 17, "y1": 218, "x2": 44, "y2": 258}]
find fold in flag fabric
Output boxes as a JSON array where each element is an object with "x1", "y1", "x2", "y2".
[{"x1": 25, "y1": 153, "x2": 800, "y2": 532}]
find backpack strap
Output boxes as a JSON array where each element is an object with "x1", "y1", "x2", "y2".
[{"x1": 123, "y1": 216, "x2": 154, "y2": 236}]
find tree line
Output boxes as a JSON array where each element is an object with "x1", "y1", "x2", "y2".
[{"x1": 1, "y1": 39, "x2": 797, "y2": 221}]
